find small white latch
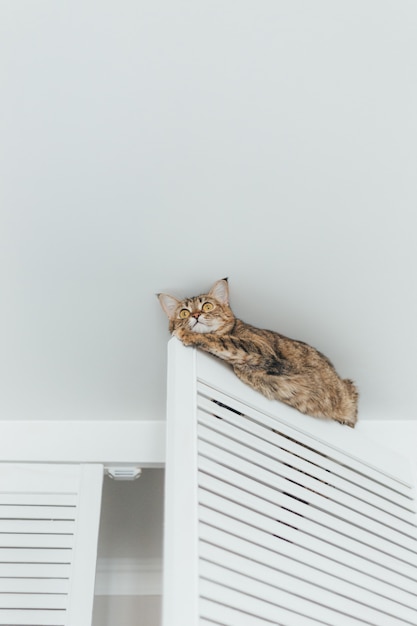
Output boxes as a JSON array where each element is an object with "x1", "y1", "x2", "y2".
[{"x1": 106, "y1": 466, "x2": 142, "y2": 481}]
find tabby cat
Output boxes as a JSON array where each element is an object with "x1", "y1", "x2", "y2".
[{"x1": 158, "y1": 278, "x2": 358, "y2": 427}]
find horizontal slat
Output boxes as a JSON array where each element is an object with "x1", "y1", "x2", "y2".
[
  {"x1": 197, "y1": 383, "x2": 413, "y2": 495},
  {"x1": 198, "y1": 400, "x2": 417, "y2": 523},
  {"x1": 199, "y1": 501, "x2": 417, "y2": 610},
  {"x1": 0, "y1": 608, "x2": 66, "y2": 625},
  {"x1": 0, "y1": 505, "x2": 76, "y2": 520},
  {"x1": 200, "y1": 597, "x2": 295, "y2": 626},
  {"x1": 0, "y1": 578, "x2": 69, "y2": 593},
  {"x1": 0, "y1": 519, "x2": 75, "y2": 534},
  {"x1": 199, "y1": 524, "x2": 417, "y2": 622},
  {"x1": 0, "y1": 494, "x2": 78, "y2": 506},
  {"x1": 0, "y1": 562, "x2": 70, "y2": 577},
  {"x1": 0, "y1": 548, "x2": 72, "y2": 563},
  {"x1": 198, "y1": 465, "x2": 417, "y2": 590},
  {"x1": 200, "y1": 563, "x2": 369, "y2": 626},
  {"x1": 200, "y1": 616, "x2": 225, "y2": 626},
  {"x1": 0, "y1": 533, "x2": 74, "y2": 548},
  {"x1": 0, "y1": 593, "x2": 67, "y2": 610},
  {"x1": 200, "y1": 543, "x2": 415, "y2": 626},
  {"x1": 198, "y1": 439, "x2": 417, "y2": 566},
  {"x1": 191, "y1": 358, "x2": 417, "y2": 626},
  {"x1": 200, "y1": 617, "x2": 231, "y2": 626},
  {"x1": 198, "y1": 421, "x2": 417, "y2": 549}
]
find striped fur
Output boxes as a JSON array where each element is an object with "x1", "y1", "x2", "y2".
[{"x1": 158, "y1": 279, "x2": 358, "y2": 427}]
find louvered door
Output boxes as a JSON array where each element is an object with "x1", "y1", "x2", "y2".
[
  {"x1": 163, "y1": 338, "x2": 417, "y2": 626},
  {"x1": 0, "y1": 463, "x2": 103, "y2": 626}
]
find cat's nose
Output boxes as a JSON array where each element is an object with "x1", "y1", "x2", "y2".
[{"x1": 191, "y1": 312, "x2": 200, "y2": 319}]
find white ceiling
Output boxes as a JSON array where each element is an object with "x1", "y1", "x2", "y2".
[{"x1": 1, "y1": 1, "x2": 416, "y2": 423}]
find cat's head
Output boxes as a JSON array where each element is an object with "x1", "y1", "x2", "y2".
[{"x1": 158, "y1": 278, "x2": 235, "y2": 335}]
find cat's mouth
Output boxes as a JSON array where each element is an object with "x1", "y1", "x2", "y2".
[
  {"x1": 190, "y1": 318, "x2": 212, "y2": 333},
  {"x1": 191, "y1": 319, "x2": 205, "y2": 330}
]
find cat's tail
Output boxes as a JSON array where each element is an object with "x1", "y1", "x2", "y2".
[{"x1": 344, "y1": 378, "x2": 359, "y2": 423}]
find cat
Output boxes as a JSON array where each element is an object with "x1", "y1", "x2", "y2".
[{"x1": 158, "y1": 278, "x2": 358, "y2": 427}]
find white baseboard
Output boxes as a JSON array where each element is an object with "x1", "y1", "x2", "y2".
[{"x1": 95, "y1": 558, "x2": 162, "y2": 596}]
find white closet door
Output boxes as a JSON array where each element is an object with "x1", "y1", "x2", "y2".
[
  {"x1": 163, "y1": 338, "x2": 417, "y2": 626},
  {"x1": 0, "y1": 463, "x2": 103, "y2": 626}
]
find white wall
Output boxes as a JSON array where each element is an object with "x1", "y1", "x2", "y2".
[
  {"x1": 1, "y1": 1, "x2": 417, "y2": 424},
  {"x1": 96, "y1": 470, "x2": 163, "y2": 568},
  {"x1": 93, "y1": 469, "x2": 164, "y2": 626},
  {"x1": 93, "y1": 596, "x2": 161, "y2": 626}
]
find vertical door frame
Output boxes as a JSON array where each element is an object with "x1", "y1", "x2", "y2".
[
  {"x1": 66, "y1": 464, "x2": 104, "y2": 626},
  {"x1": 162, "y1": 339, "x2": 199, "y2": 626}
]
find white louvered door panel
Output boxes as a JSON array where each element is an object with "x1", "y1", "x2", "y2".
[
  {"x1": 0, "y1": 463, "x2": 103, "y2": 626},
  {"x1": 163, "y1": 338, "x2": 417, "y2": 626}
]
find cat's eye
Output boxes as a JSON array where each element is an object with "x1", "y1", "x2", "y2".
[
  {"x1": 202, "y1": 302, "x2": 214, "y2": 312},
  {"x1": 179, "y1": 309, "x2": 190, "y2": 319}
]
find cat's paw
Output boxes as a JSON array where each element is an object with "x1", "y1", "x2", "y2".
[
  {"x1": 334, "y1": 416, "x2": 357, "y2": 428},
  {"x1": 173, "y1": 327, "x2": 194, "y2": 345}
]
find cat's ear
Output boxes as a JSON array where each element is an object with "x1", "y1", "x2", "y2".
[
  {"x1": 157, "y1": 293, "x2": 180, "y2": 319},
  {"x1": 209, "y1": 278, "x2": 229, "y2": 305}
]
